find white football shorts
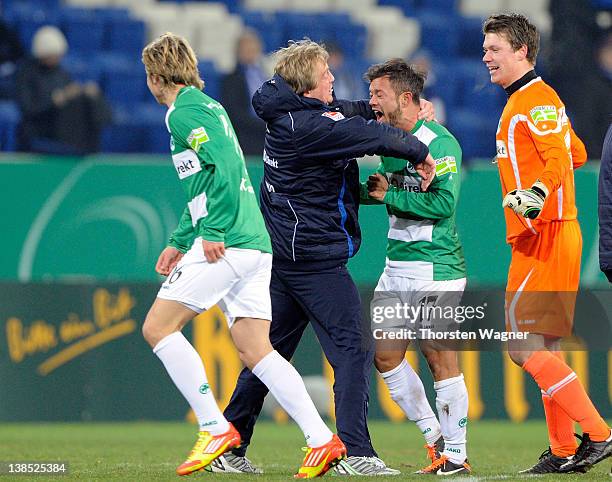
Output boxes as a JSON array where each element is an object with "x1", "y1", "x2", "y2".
[
  {"x1": 372, "y1": 273, "x2": 467, "y2": 333},
  {"x1": 157, "y1": 240, "x2": 272, "y2": 328}
]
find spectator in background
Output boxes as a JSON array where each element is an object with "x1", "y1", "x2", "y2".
[
  {"x1": 0, "y1": 20, "x2": 25, "y2": 99},
  {"x1": 548, "y1": 0, "x2": 610, "y2": 156},
  {"x1": 15, "y1": 26, "x2": 111, "y2": 155},
  {"x1": 410, "y1": 50, "x2": 446, "y2": 124},
  {"x1": 220, "y1": 29, "x2": 267, "y2": 156},
  {"x1": 326, "y1": 41, "x2": 367, "y2": 100}
]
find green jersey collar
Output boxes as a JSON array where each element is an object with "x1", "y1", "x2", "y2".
[{"x1": 411, "y1": 119, "x2": 425, "y2": 134}]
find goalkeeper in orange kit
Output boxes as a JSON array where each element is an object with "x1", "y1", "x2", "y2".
[{"x1": 482, "y1": 13, "x2": 611, "y2": 474}]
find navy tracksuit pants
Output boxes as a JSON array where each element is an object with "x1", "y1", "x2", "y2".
[{"x1": 223, "y1": 263, "x2": 376, "y2": 457}]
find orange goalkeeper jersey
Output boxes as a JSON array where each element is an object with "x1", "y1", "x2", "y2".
[{"x1": 495, "y1": 76, "x2": 587, "y2": 244}]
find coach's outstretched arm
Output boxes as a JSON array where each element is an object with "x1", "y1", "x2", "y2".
[{"x1": 295, "y1": 114, "x2": 436, "y2": 188}]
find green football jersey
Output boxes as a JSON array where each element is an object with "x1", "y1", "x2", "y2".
[
  {"x1": 165, "y1": 86, "x2": 271, "y2": 254},
  {"x1": 361, "y1": 119, "x2": 466, "y2": 281}
]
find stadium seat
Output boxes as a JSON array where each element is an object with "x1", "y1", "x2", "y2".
[
  {"x1": 427, "y1": 60, "x2": 459, "y2": 109},
  {"x1": 0, "y1": 101, "x2": 21, "y2": 152},
  {"x1": 446, "y1": 108, "x2": 497, "y2": 161},
  {"x1": 60, "y1": 8, "x2": 105, "y2": 55},
  {"x1": 457, "y1": 16, "x2": 486, "y2": 59},
  {"x1": 415, "y1": 0, "x2": 457, "y2": 12},
  {"x1": 199, "y1": 61, "x2": 221, "y2": 100},
  {"x1": 376, "y1": 0, "x2": 416, "y2": 16},
  {"x1": 454, "y1": 59, "x2": 504, "y2": 114},
  {"x1": 106, "y1": 18, "x2": 146, "y2": 55},
  {"x1": 4, "y1": 3, "x2": 60, "y2": 50},
  {"x1": 137, "y1": 102, "x2": 171, "y2": 154},
  {"x1": 241, "y1": 11, "x2": 284, "y2": 52},
  {"x1": 62, "y1": 54, "x2": 103, "y2": 83},
  {"x1": 416, "y1": 9, "x2": 460, "y2": 58}
]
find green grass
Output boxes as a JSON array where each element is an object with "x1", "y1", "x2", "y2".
[{"x1": 0, "y1": 421, "x2": 610, "y2": 481}]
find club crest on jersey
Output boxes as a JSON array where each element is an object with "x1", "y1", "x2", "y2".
[
  {"x1": 322, "y1": 111, "x2": 345, "y2": 121},
  {"x1": 435, "y1": 156, "x2": 457, "y2": 175},
  {"x1": 187, "y1": 127, "x2": 210, "y2": 152},
  {"x1": 529, "y1": 105, "x2": 557, "y2": 126}
]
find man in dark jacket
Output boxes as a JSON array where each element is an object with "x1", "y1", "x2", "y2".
[
  {"x1": 15, "y1": 26, "x2": 111, "y2": 155},
  {"x1": 220, "y1": 29, "x2": 267, "y2": 156},
  {"x1": 599, "y1": 122, "x2": 612, "y2": 282},
  {"x1": 214, "y1": 40, "x2": 435, "y2": 476}
]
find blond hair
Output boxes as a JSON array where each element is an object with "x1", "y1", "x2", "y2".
[
  {"x1": 142, "y1": 33, "x2": 204, "y2": 91},
  {"x1": 274, "y1": 39, "x2": 329, "y2": 95}
]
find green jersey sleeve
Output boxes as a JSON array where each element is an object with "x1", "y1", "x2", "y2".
[
  {"x1": 168, "y1": 207, "x2": 194, "y2": 253},
  {"x1": 382, "y1": 135, "x2": 461, "y2": 219}
]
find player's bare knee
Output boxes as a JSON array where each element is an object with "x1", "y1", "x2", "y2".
[
  {"x1": 374, "y1": 352, "x2": 403, "y2": 374},
  {"x1": 508, "y1": 349, "x2": 531, "y2": 367}
]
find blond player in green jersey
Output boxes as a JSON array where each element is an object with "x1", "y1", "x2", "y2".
[
  {"x1": 140, "y1": 33, "x2": 345, "y2": 478},
  {"x1": 361, "y1": 59, "x2": 470, "y2": 476}
]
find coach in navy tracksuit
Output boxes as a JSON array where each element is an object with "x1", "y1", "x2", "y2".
[
  {"x1": 222, "y1": 41, "x2": 431, "y2": 469},
  {"x1": 599, "y1": 122, "x2": 612, "y2": 283}
]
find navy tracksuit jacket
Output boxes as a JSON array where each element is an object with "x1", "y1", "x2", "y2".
[{"x1": 223, "y1": 74, "x2": 429, "y2": 456}]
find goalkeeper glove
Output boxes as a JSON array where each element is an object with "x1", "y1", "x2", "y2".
[{"x1": 502, "y1": 180, "x2": 549, "y2": 219}]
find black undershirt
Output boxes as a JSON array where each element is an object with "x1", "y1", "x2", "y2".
[{"x1": 504, "y1": 70, "x2": 538, "y2": 98}]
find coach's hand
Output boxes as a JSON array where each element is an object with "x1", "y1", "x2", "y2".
[
  {"x1": 502, "y1": 180, "x2": 549, "y2": 219},
  {"x1": 156, "y1": 246, "x2": 183, "y2": 276},
  {"x1": 367, "y1": 173, "x2": 389, "y2": 201},
  {"x1": 415, "y1": 153, "x2": 436, "y2": 191},
  {"x1": 418, "y1": 98, "x2": 435, "y2": 122},
  {"x1": 202, "y1": 239, "x2": 225, "y2": 263}
]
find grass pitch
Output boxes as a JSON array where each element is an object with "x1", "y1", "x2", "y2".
[{"x1": 1, "y1": 420, "x2": 610, "y2": 481}]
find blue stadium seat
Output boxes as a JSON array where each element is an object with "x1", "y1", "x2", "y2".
[
  {"x1": 0, "y1": 101, "x2": 20, "y2": 152},
  {"x1": 4, "y1": 4, "x2": 60, "y2": 50},
  {"x1": 446, "y1": 108, "x2": 497, "y2": 161},
  {"x1": 241, "y1": 11, "x2": 284, "y2": 53},
  {"x1": 199, "y1": 61, "x2": 220, "y2": 101},
  {"x1": 96, "y1": 53, "x2": 146, "y2": 106},
  {"x1": 457, "y1": 16, "x2": 486, "y2": 59},
  {"x1": 416, "y1": 10, "x2": 460, "y2": 58},
  {"x1": 62, "y1": 54, "x2": 102, "y2": 84},
  {"x1": 428, "y1": 60, "x2": 459, "y2": 108},
  {"x1": 284, "y1": 13, "x2": 327, "y2": 44},
  {"x1": 454, "y1": 59, "x2": 504, "y2": 115},
  {"x1": 60, "y1": 9, "x2": 105, "y2": 55},
  {"x1": 137, "y1": 103, "x2": 170, "y2": 154},
  {"x1": 101, "y1": 104, "x2": 147, "y2": 153},
  {"x1": 415, "y1": 0, "x2": 457, "y2": 12},
  {"x1": 106, "y1": 18, "x2": 146, "y2": 56}
]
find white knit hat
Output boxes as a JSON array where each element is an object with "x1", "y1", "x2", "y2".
[{"x1": 31, "y1": 25, "x2": 68, "y2": 59}]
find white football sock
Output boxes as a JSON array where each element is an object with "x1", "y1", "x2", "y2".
[
  {"x1": 380, "y1": 359, "x2": 441, "y2": 445},
  {"x1": 252, "y1": 350, "x2": 332, "y2": 447},
  {"x1": 434, "y1": 373, "x2": 468, "y2": 464},
  {"x1": 153, "y1": 331, "x2": 230, "y2": 435}
]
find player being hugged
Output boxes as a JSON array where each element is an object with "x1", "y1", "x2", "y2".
[
  {"x1": 140, "y1": 33, "x2": 346, "y2": 478},
  {"x1": 361, "y1": 59, "x2": 471, "y2": 476},
  {"x1": 483, "y1": 13, "x2": 611, "y2": 474}
]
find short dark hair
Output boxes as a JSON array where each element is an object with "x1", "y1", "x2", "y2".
[
  {"x1": 483, "y1": 13, "x2": 539, "y2": 65},
  {"x1": 364, "y1": 58, "x2": 426, "y2": 104}
]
